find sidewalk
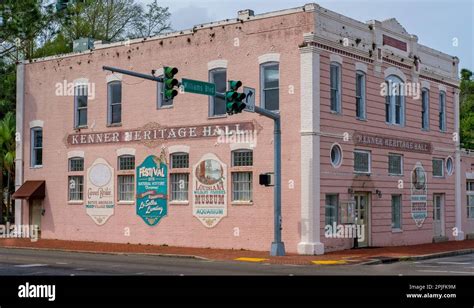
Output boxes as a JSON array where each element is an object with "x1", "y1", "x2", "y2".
[{"x1": 0, "y1": 238, "x2": 473, "y2": 265}]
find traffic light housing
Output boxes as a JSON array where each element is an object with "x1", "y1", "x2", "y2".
[
  {"x1": 163, "y1": 66, "x2": 179, "y2": 101},
  {"x1": 226, "y1": 80, "x2": 246, "y2": 115}
]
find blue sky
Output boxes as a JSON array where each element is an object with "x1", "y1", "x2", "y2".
[{"x1": 141, "y1": 0, "x2": 474, "y2": 71}]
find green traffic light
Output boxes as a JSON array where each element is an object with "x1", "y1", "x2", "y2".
[
  {"x1": 164, "y1": 67, "x2": 178, "y2": 78},
  {"x1": 229, "y1": 80, "x2": 242, "y2": 91},
  {"x1": 163, "y1": 66, "x2": 179, "y2": 100}
]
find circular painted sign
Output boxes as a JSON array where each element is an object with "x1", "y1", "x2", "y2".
[
  {"x1": 89, "y1": 163, "x2": 112, "y2": 187},
  {"x1": 195, "y1": 159, "x2": 223, "y2": 185}
]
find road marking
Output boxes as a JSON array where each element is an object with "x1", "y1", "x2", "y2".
[
  {"x1": 415, "y1": 265, "x2": 441, "y2": 268},
  {"x1": 235, "y1": 257, "x2": 269, "y2": 262},
  {"x1": 416, "y1": 270, "x2": 449, "y2": 273},
  {"x1": 14, "y1": 264, "x2": 48, "y2": 268},
  {"x1": 312, "y1": 260, "x2": 347, "y2": 265},
  {"x1": 437, "y1": 262, "x2": 471, "y2": 265},
  {"x1": 448, "y1": 271, "x2": 474, "y2": 275}
]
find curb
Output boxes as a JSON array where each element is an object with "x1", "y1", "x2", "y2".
[
  {"x1": 0, "y1": 245, "x2": 210, "y2": 261},
  {"x1": 359, "y1": 248, "x2": 474, "y2": 265}
]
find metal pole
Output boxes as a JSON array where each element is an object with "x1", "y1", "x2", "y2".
[
  {"x1": 102, "y1": 66, "x2": 163, "y2": 83},
  {"x1": 270, "y1": 115, "x2": 285, "y2": 256}
]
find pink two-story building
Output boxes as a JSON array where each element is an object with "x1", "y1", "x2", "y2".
[{"x1": 13, "y1": 3, "x2": 470, "y2": 254}]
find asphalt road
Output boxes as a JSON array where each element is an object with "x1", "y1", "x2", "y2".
[{"x1": 0, "y1": 248, "x2": 472, "y2": 276}]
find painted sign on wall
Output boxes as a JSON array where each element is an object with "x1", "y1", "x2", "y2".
[
  {"x1": 193, "y1": 153, "x2": 227, "y2": 228},
  {"x1": 86, "y1": 158, "x2": 114, "y2": 225},
  {"x1": 136, "y1": 155, "x2": 168, "y2": 226},
  {"x1": 411, "y1": 162, "x2": 428, "y2": 227},
  {"x1": 353, "y1": 132, "x2": 432, "y2": 154}
]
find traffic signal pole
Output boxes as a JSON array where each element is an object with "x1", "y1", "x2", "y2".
[{"x1": 217, "y1": 91, "x2": 286, "y2": 256}]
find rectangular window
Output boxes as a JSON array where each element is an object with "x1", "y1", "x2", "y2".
[
  {"x1": 171, "y1": 153, "x2": 189, "y2": 169},
  {"x1": 421, "y1": 89, "x2": 429, "y2": 130},
  {"x1": 395, "y1": 86, "x2": 402, "y2": 125},
  {"x1": 391, "y1": 194, "x2": 402, "y2": 229},
  {"x1": 385, "y1": 79, "x2": 404, "y2": 125},
  {"x1": 118, "y1": 155, "x2": 135, "y2": 171},
  {"x1": 385, "y1": 82, "x2": 391, "y2": 123},
  {"x1": 467, "y1": 181, "x2": 474, "y2": 219},
  {"x1": 439, "y1": 91, "x2": 446, "y2": 131},
  {"x1": 209, "y1": 69, "x2": 227, "y2": 116},
  {"x1": 261, "y1": 63, "x2": 279, "y2": 111},
  {"x1": 388, "y1": 154, "x2": 403, "y2": 175},
  {"x1": 118, "y1": 175, "x2": 134, "y2": 201},
  {"x1": 157, "y1": 75, "x2": 173, "y2": 108},
  {"x1": 31, "y1": 128, "x2": 43, "y2": 167},
  {"x1": 325, "y1": 194, "x2": 338, "y2": 225},
  {"x1": 108, "y1": 81, "x2": 122, "y2": 125},
  {"x1": 355, "y1": 71, "x2": 366, "y2": 119},
  {"x1": 74, "y1": 85, "x2": 88, "y2": 127},
  {"x1": 170, "y1": 173, "x2": 189, "y2": 201},
  {"x1": 68, "y1": 175, "x2": 83, "y2": 201},
  {"x1": 354, "y1": 150, "x2": 370, "y2": 174},
  {"x1": 432, "y1": 159, "x2": 444, "y2": 177},
  {"x1": 69, "y1": 157, "x2": 84, "y2": 172},
  {"x1": 231, "y1": 172, "x2": 253, "y2": 202},
  {"x1": 330, "y1": 63, "x2": 341, "y2": 113},
  {"x1": 232, "y1": 150, "x2": 253, "y2": 167}
]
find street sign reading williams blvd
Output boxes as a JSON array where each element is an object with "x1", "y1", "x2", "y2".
[{"x1": 182, "y1": 78, "x2": 216, "y2": 96}]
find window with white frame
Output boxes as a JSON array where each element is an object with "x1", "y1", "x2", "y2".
[
  {"x1": 117, "y1": 155, "x2": 135, "y2": 202},
  {"x1": 261, "y1": 62, "x2": 279, "y2": 111},
  {"x1": 330, "y1": 62, "x2": 341, "y2": 113},
  {"x1": 330, "y1": 144, "x2": 342, "y2": 168},
  {"x1": 391, "y1": 194, "x2": 402, "y2": 229},
  {"x1": 68, "y1": 156, "x2": 84, "y2": 201},
  {"x1": 421, "y1": 88, "x2": 429, "y2": 130},
  {"x1": 432, "y1": 158, "x2": 444, "y2": 177},
  {"x1": 170, "y1": 153, "x2": 189, "y2": 202},
  {"x1": 157, "y1": 74, "x2": 173, "y2": 108},
  {"x1": 31, "y1": 127, "x2": 43, "y2": 167},
  {"x1": 388, "y1": 153, "x2": 403, "y2": 175},
  {"x1": 439, "y1": 91, "x2": 446, "y2": 131},
  {"x1": 68, "y1": 175, "x2": 84, "y2": 201},
  {"x1": 385, "y1": 75, "x2": 405, "y2": 125},
  {"x1": 231, "y1": 150, "x2": 253, "y2": 202},
  {"x1": 355, "y1": 71, "x2": 366, "y2": 119},
  {"x1": 108, "y1": 81, "x2": 122, "y2": 125},
  {"x1": 354, "y1": 150, "x2": 370, "y2": 174},
  {"x1": 74, "y1": 85, "x2": 88, "y2": 127},
  {"x1": 118, "y1": 175, "x2": 134, "y2": 201},
  {"x1": 446, "y1": 157, "x2": 454, "y2": 176},
  {"x1": 209, "y1": 68, "x2": 227, "y2": 116},
  {"x1": 467, "y1": 181, "x2": 474, "y2": 219},
  {"x1": 325, "y1": 194, "x2": 338, "y2": 225}
]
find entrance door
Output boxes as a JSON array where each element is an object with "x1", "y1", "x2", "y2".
[
  {"x1": 433, "y1": 194, "x2": 444, "y2": 237},
  {"x1": 29, "y1": 200, "x2": 42, "y2": 233},
  {"x1": 354, "y1": 193, "x2": 370, "y2": 247}
]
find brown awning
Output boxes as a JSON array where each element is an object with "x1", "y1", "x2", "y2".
[{"x1": 12, "y1": 181, "x2": 45, "y2": 200}]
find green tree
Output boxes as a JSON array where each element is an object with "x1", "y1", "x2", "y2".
[
  {"x1": 0, "y1": 112, "x2": 15, "y2": 223},
  {"x1": 460, "y1": 68, "x2": 474, "y2": 149}
]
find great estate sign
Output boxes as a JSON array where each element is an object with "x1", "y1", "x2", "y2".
[
  {"x1": 66, "y1": 122, "x2": 256, "y2": 148},
  {"x1": 193, "y1": 153, "x2": 227, "y2": 228},
  {"x1": 136, "y1": 154, "x2": 168, "y2": 226},
  {"x1": 86, "y1": 158, "x2": 114, "y2": 225},
  {"x1": 353, "y1": 132, "x2": 432, "y2": 154}
]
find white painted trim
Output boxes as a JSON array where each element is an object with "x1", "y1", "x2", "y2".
[
  {"x1": 116, "y1": 148, "x2": 136, "y2": 156},
  {"x1": 438, "y1": 84, "x2": 447, "y2": 93},
  {"x1": 258, "y1": 53, "x2": 280, "y2": 64},
  {"x1": 229, "y1": 143, "x2": 255, "y2": 151},
  {"x1": 73, "y1": 78, "x2": 89, "y2": 86},
  {"x1": 466, "y1": 172, "x2": 474, "y2": 180},
  {"x1": 106, "y1": 73, "x2": 122, "y2": 83},
  {"x1": 330, "y1": 143, "x2": 343, "y2": 168},
  {"x1": 208, "y1": 60, "x2": 228, "y2": 70},
  {"x1": 355, "y1": 62, "x2": 367, "y2": 74},
  {"x1": 29, "y1": 120, "x2": 44, "y2": 128},
  {"x1": 15, "y1": 63, "x2": 25, "y2": 226},
  {"x1": 298, "y1": 47, "x2": 324, "y2": 255},
  {"x1": 329, "y1": 54, "x2": 343, "y2": 65},
  {"x1": 384, "y1": 67, "x2": 407, "y2": 82},
  {"x1": 421, "y1": 80, "x2": 430, "y2": 90},
  {"x1": 454, "y1": 88, "x2": 464, "y2": 240},
  {"x1": 68, "y1": 151, "x2": 85, "y2": 159},
  {"x1": 168, "y1": 145, "x2": 190, "y2": 154}
]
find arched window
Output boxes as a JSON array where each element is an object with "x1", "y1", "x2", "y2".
[
  {"x1": 231, "y1": 150, "x2": 253, "y2": 203},
  {"x1": 330, "y1": 62, "x2": 342, "y2": 113},
  {"x1": 117, "y1": 155, "x2": 135, "y2": 202},
  {"x1": 421, "y1": 88, "x2": 429, "y2": 130},
  {"x1": 355, "y1": 70, "x2": 366, "y2": 119},
  {"x1": 260, "y1": 62, "x2": 280, "y2": 111},
  {"x1": 385, "y1": 75, "x2": 405, "y2": 126},
  {"x1": 209, "y1": 68, "x2": 227, "y2": 116},
  {"x1": 439, "y1": 90, "x2": 446, "y2": 131}
]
